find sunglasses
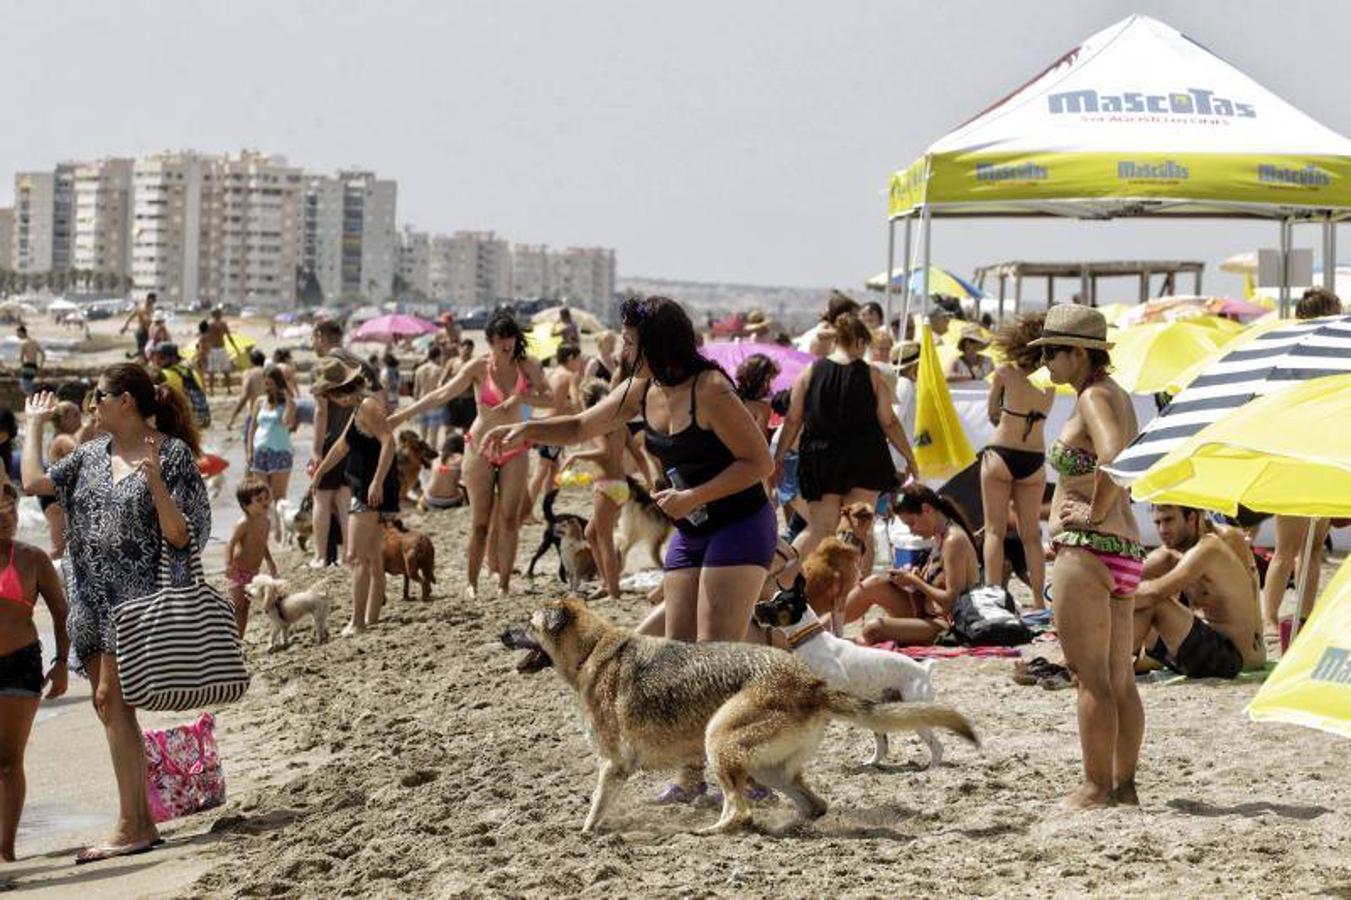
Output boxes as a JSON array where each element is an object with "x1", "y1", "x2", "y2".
[
  {"x1": 92, "y1": 387, "x2": 124, "y2": 404},
  {"x1": 1040, "y1": 345, "x2": 1072, "y2": 362}
]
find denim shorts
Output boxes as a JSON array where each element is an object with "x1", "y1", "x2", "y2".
[{"x1": 776, "y1": 450, "x2": 801, "y2": 505}]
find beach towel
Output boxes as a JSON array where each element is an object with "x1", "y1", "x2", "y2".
[{"x1": 864, "y1": 640, "x2": 1023, "y2": 660}]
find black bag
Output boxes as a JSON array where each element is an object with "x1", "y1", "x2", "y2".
[{"x1": 951, "y1": 585, "x2": 1033, "y2": 647}]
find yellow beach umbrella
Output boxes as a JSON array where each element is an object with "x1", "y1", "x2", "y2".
[
  {"x1": 1248, "y1": 554, "x2": 1351, "y2": 738},
  {"x1": 180, "y1": 332, "x2": 257, "y2": 371},
  {"x1": 1131, "y1": 373, "x2": 1351, "y2": 517},
  {"x1": 1107, "y1": 318, "x2": 1244, "y2": 395},
  {"x1": 525, "y1": 323, "x2": 563, "y2": 361},
  {"x1": 1162, "y1": 314, "x2": 1289, "y2": 394}
]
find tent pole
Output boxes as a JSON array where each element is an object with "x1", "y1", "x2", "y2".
[
  {"x1": 1015, "y1": 275, "x2": 1023, "y2": 316},
  {"x1": 884, "y1": 217, "x2": 896, "y2": 328},
  {"x1": 920, "y1": 203, "x2": 932, "y2": 318},
  {"x1": 1279, "y1": 217, "x2": 1292, "y2": 318},
  {"x1": 998, "y1": 274, "x2": 1007, "y2": 324},
  {"x1": 1324, "y1": 213, "x2": 1337, "y2": 291},
  {"x1": 1287, "y1": 517, "x2": 1325, "y2": 647},
  {"x1": 900, "y1": 213, "x2": 914, "y2": 338}
]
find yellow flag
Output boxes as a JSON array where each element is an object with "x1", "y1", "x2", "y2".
[{"x1": 912, "y1": 321, "x2": 976, "y2": 479}]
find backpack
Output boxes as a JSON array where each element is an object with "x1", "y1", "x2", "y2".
[
  {"x1": 950, "y1": 585, "x2": 1033, "y2": 647},
  {"x1": 168, "y1": 363, "x2": 212, "y2": 429}
]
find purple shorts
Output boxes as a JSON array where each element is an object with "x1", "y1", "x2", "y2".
[{"x1": 664, "y1": 502, "x2": 777, "y2": 571}]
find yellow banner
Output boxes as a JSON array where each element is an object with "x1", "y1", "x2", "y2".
[
  {"x1": 889, "y1": 152, "x2": 1351, "y2": 217},
  {"x1": 912, "y1": 321, "x2": 976, "y2": 480}
]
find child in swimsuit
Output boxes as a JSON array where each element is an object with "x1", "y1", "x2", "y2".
[
  {"x1": 225, "y1": 477, "x2": 279, "y2": 638},
  {"x1": 559, "y1": 379, "x2": 630, "y2": 600},
  {"x1": 421, "y1": 434, "x2": 467, "y2": 511}
]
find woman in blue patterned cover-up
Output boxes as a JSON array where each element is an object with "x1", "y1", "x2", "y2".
[{"x1": 21, "y1": 363, "x2": 209, "y2": 865}]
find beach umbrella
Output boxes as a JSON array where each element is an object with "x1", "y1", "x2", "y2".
[
  {"x1": 1104, "y1": 314, "x2": 1351, "y2": 485},
  {"x1": 347, "y1": 305, "x2": 384, "y2": 324},
  {"x1": 1104, "y1": 318, "x2": 1246, "y2": 395},
  {"x1": 350, "y1": 314, "x2": 439, "y2": 343},
  {"x1": 1131, "y1": 372, "x2": 1351, "y2": 516},
  {"x1": 47, "y1": 298, "x2": 79, "y2": 314},
  {"x1": 532, "y1": 306, "x2": 604, "y2": 334},
  {"x1": 866, "y1": 266, "x2": 989, "y2": 300},
  {"x1": 181, "y1": 333, "x2": 257, "y2": 370},
  {"x1": 700, "y1": 342, "x2": 813, "y2": 394},
  {"x1": 526, "y1": 323, "x2": 563, "y2": 361},
  {"x1": 1116, "y1": 295, "x2": 1269, "y2": 327},
  {"x1": 0, "y1": 300, "x2": 38, "y2": 317},
  {"x1": 1248, "y1": 554, "x2": 1351, "y2": 739}
]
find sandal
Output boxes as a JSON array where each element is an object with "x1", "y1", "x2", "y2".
[
  {"x1": 1038, "y1": 669, "x2": 1075, "y2": 691},
  {"x1": 1012, "y1": 656, "x2": 1057, "y2": 685}
]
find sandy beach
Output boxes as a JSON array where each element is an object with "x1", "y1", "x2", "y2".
[{"x1": 4, "y1": 315, "x2": 1350, "y2": 897}]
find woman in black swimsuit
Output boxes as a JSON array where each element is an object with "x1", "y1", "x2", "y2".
[{"x1": 984, "y1": 313, "x2": 1054, "y2": 608}]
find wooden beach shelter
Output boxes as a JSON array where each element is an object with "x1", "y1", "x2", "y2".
[{"x1": 883, "y1": 14, "x2": 1351, "y2": 328}]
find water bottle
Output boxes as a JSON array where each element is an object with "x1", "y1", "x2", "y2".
[{"x1": 665, "y1": 468, "x2": 709, "y2": 526}]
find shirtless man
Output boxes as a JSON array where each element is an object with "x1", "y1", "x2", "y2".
[
  {"x1": 119, "y1": 292, "x2": 156, "y2": 358},
  {"x1": 526, "y1": 344, "x2": 585, "y2": 519},
  {"x1": 15, "y1": 326, "x2": 45, "y2": 397},
  {"x1": 1133, "y1": 505, "x2": 1266, "y2": 679},
  {"x1": 202, "y1": 308, "x2": 235, "y2": 396},
  {"x1": 440, "y1": 338, "x2": 478, "y2": 433},
  {"x1": 227, "y1": 350, "x2": 269, "y2": 441},
  {"x1": 412, "y1": 345, "x2": 447, "y2": 444}
]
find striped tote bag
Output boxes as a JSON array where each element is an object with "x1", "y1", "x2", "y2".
[{"x1": 113, "y1": 539, "x2": 251, "y2": 711}]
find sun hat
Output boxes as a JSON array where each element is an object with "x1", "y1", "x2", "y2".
[
  {"x1": 151, "y1": 341, "x2": 179, "y2": 359},
  {"x1": 892, "y1": 340, "x2": 921, "y2": 368},
  {"x1": 311, "y1": 358, "x2": 364, "y2": 395},
  {"x1": 957, "y1": 323, "x2": 990, "y2": 346},
  {"x1": 1027, "y1": 304, "x2": 1114, "y2": 350}
]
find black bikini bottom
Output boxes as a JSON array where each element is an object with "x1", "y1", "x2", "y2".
[{"x1": 985, "y1": 445, "x2": 1046, "y2": 481}]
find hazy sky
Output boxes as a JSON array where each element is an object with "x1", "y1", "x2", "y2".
[{"x1": 2, "y1": 0, "x2": 1347, "y2": 296}]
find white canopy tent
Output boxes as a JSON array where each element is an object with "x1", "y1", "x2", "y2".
[{"x1": 884, "y1": 14, "x2": 1351, "y2": 326}]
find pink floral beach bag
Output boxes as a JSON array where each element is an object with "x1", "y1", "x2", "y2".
[{"x1": 143, "y1": 712, "x2": 226, "y2": 822}]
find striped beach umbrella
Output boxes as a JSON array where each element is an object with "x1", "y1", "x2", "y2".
[{"x1": 1104, "y1": 314, "x2": 1351, "y2": 485}]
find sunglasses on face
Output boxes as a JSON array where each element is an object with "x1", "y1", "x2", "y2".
[
  {"x1": 1041, "y1": 345, "x2": 1072, "y2": 362},
  {"x1": 92, "y1": 387, "x2": 123, "y2": 404}
]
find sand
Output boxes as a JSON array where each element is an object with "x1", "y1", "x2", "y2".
[{"x1": 6, "y1": 315, "x2": 1350, "y2": 897}]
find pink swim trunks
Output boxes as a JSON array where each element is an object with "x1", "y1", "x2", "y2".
[{"x1": 225, "y1": 564, "x2": 258, "y2": 591}]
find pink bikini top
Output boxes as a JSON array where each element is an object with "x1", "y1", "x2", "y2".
[
  {"x1": 478, "y1": 366, "x2": 528, "y2": 408},
  {"x1": 0, "y1": 543, "x2": 33, "y2": 611}
]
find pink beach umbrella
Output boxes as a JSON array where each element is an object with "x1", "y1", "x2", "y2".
[
  {"x1": 351, "y1": 314, "x2": 440, "y2": 343},
  {"x1": 700, "y1": 342, "x2": 814, "y2": 394}
]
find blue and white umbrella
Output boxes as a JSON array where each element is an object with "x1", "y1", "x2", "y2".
[{"x1": 1105, "y1": 314, "x2": 1351, "y2": 485}]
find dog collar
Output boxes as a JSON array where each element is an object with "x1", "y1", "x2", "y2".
[
  {"x1": 836, "y1": 531, "x2": 866, "y2": 552},
  {"x1": 786, "y1": 621, "x2": 826, "y2": 649}
]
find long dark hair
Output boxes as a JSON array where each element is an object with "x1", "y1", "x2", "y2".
[
  {"x1": 619, "y1": 295, "x2": 722, "y2": 387},
  {"x1": 104, "y1": 362, "x2": 202, "y2": 457},
  {"x1": 896, "y1": 485, "x2": 976, "y2": 548},
  {"x1": 262, "y1": 364, "x2": 287, "y2": 403},
  {"x1": 485, "y1": 314, "x2": 527, "y2": 361}
]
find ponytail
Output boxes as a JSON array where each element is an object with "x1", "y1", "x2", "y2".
[
  {"x1": 896, "y1": 485, "x2": 976, "y2": 548},
  {"x1": 103, "y1": 362, "x2": 203, "y2": 458}
]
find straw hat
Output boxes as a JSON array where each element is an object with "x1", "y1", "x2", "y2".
[
  {"x1": 311, "y1": 358, "x2": 364, "y2": 395},
  {"x1": 892, "y1": 340, "x2": 921, "y2": 368},
  {"x1": 1028, "y1": 304, "x2": 1114, "y2": 350},
  {"x1": 957, "y1": 323, "x2": 990, "y2": 346}
]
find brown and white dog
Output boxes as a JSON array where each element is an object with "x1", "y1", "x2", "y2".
[
  {"x1": 501, "y1": 598, "x2": 977, "y2": 834},
  {"x1": 615, "y1": 477, "x2": 672, "y2": 572},
  {"x1": 396, "y1": 430, "x2": 438, "y2": 503},
  {"x1": 382, "y1": 518, "x2": 436, "y2": 601}
]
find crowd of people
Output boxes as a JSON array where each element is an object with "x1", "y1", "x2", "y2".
[{"x1": 0, "y1": 283, "x2": 1341, "y2": 861}]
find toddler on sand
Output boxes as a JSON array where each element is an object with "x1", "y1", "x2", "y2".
[
  {"x1": 420, "y1": 433, "x2": 466, "y2": 511},
  {"x1": 225, "y1": 477, "x2": 279, "y2": 637}
]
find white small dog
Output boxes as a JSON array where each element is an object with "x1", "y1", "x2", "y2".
[
  {"x1": 753, "y1": 587, "x2": 944, "y2": 767},
  {"x1": 245, "y1": 574, "x2": 330, "y2": 650}
]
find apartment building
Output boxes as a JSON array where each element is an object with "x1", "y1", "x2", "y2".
[
  {"x1": 299, "y1": 170, "x2": 397, "y2": 305},
  {"x1": 72, "y1": 158, "x2": 134, "y2": 280},
  {"x1": 13, "y1": 171, "x2": 56, "y2": 273},
  {"x1": 444, "y1": 230, "x2": 511, "y2": 309},
  {"x1": 511, "y1": 243, "x2": 551, "y2": 298},
  {"x1": 0, "y1": 208, "x2": 13, "y2": 271},
  {"x1": 397, "y1": 226, "x2": 432, "y2": 297},
  {"x1": 550, "y1": 246, "x2": 617, "y2": 310},
  {"x1": 131, "y1": 152, "x2": 208, "y2": 305}
]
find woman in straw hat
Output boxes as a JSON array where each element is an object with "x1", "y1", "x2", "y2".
[
  {"x1": 983, "y1": 313, "x2": 1055, "y2": 610},
  {"x1": 1030, "y1": 304, "x2": 1143, "y2": 809},
  {"x1": 945, "y1": 323, "x2": 994, "y2": 382}
]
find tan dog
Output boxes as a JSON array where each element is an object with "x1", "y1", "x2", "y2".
[
  {"x1": 396, "y1": 430, "x2": 438, "y2": 502},
  {"x1": 557, "y1": 518, "x2": 598, "y2": 594},
  {"x1": 615, "y1": 477, "x2": 672, "y2": 571},
  {"x1": 836, "y1": 501, "x2": 878, "y2": 573},
  {"x1": 382, "y1": 518, "x2": 436, "y2": 601},
  {"x1": 801, "y1": 536, "x2": 863, "y2": 627},
  {"x1": 501, "y1": 598, "x2": 977, "y2": 835}
]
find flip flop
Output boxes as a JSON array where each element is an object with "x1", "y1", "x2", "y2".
[
  {"x1": 654, "y1": 781, "x2": 707, "y2": 805},
  {"x1": 75, "y1": 839, "x2": 159, "y2": 865}
]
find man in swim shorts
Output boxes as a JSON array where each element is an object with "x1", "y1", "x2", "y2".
[{"x1": 1133, "y1": 505, "x2": 1266, "y2": 679}]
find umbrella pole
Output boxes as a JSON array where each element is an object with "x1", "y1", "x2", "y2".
[
  {"x1": 1324, "y1": 213, "x2": 1337, "y2": 291},
  {"x1": 900, "y1": 214, "x2": 914, "y2": 338},
  {"x1": 921, "y1": 203, "x2": 932, "y2": 319},
  {"x1": 1278, "y1": 217, "x2": 1292, "y2": 319},
  {"x1": 1287, "y1": 516, "x2": 1325, "y2": 648},
  {"x1": 884, "y1": 217, "x2": 896, "y2": 329}
]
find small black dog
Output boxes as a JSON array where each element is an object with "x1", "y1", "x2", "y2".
[{"x1": 527, "y1": 489, "x2": 588, "y2": 583}]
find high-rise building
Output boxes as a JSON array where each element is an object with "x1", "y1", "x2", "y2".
[
  {"x1": 445, "y1": 231, "x2": 511, "y2": 309},
  {"x1": 550, "y1": 246, "x2": 616, "y2": 311},
  {"x1": 132, "y1": 151, "x2": 302, "y2": 307},
  {"x1": 397, "y1": 226, "x2": 432, "y2": 298},
  {"x1": 511, "y1": 243, "x2": 551, "y2": 299},
  {"x1": 0, "y1": 208, "x2": 13, "y2": 271},
  {"x1": 72, "y1": 158, "x2": 134, "y2": 281},
  {"x1": 13, "y1": 171, "x2": 56, "y2": 273},
  {"x1": 299, "y1": 170, "x2": 397, "y2": 305},
  {"x1": 300, "y1": 175, "x2": 343, "y2": 305}
]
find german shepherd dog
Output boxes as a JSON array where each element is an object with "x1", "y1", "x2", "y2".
[
  {"x1": 527, "y1": 489, "x2": 589, "y2": 582},
  {"x1": 502, "y1": 598, "x2": 977, "y2": 835}
]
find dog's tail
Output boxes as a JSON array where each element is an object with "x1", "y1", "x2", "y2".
[
  {"x1": 823, "y1": 691, "x2": 978, "y2": 746},
  {"x1": 542, "y1": 488, "x2": 560, "y2": 525}
]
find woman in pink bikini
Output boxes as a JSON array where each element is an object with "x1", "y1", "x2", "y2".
[
  {"x1": 1033, "y1": 304, "x2": 1143, "y2": 810},
  {"x1": 425, "y1": 314, "x2": 550, "y2": 598}
]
